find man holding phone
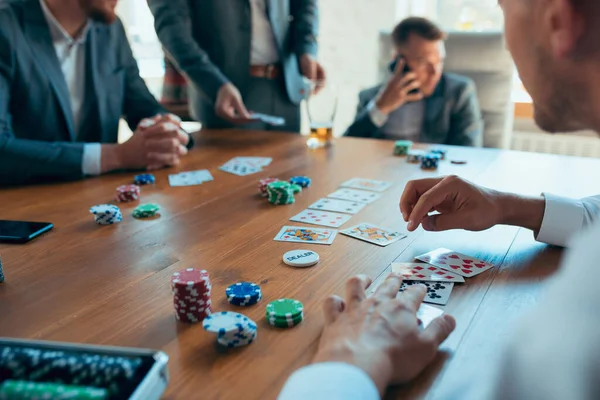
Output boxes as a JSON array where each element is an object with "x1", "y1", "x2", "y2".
[{"x1": 345, "y1": 17, "x2": 483, "y2": 147}]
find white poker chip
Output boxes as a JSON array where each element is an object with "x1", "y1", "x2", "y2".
[{"x1": 283, "y1": 250, "x2": 320, "y2": 268}]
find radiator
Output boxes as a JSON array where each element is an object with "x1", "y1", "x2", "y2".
[{"x1": 511, "y1": 131, "x2": 600, "y2": 158}]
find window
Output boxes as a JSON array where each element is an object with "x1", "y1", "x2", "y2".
[{"x1": 435, "y1": 0, "x2": 503, "y2": 31}]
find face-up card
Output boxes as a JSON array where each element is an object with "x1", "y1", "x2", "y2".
[
  {"x1": 219, "y1": 161, "x2": 262, "y2": 176},
  {"x1": 168, "y1": 170, "x2": 214, "y2": 187},
  {"x1": 340, "y1": 178, "x2": 393, "y2": 193},
  {"x1": 251, "y1": 113, "x2": 286, "y2": 126},
  {"x1": 417, "y1": 304, "x2": 445, "y2": 330},
  {"x1": 392, "y1": 263, "x2": 465, "y2": 283},
  {"x1": 231, "y1": 157, "x2": 272, "y2": 168},
  {"x1": 399, "y1": 281, "x2": 454, "y2": 306},
  {"x1": 415, "y1": 248, "x2": 495, "y2": 278},
  {"x1": 327, "y1": 188, "x2": 381, "y2": 204},
  {"x1": 274, "y1": 226, "x2": 337, "y2": 245},
  {"x1": 308, "y1": 198, "x2": 366, "y2": 215},
  {"x1": 290, "y1": 209, "x2": 353, "y2": 228},
  {"x1": 340, "y1": 223, "x2": 406, "y2": 247}
]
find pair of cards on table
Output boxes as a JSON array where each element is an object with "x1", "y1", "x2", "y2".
[
  {"x1": 219, "y1": 157, "x2": 272, "y2": 176},
  {"x1": 169, "y1": 169, "x2": 213, "y2": 187},
  {"x1": 274, "y1": 223, "x2": 405, "y2": 247}
]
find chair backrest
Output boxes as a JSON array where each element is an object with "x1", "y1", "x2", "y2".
[{"x1": 378, "y1": 30, "x2": 515, "y2": 148}]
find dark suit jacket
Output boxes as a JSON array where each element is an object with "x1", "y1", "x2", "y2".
[
  {"x1": 345, "y1": 73, "x2": 483, "y2": 147},
  {"x1": 0, "y1": 0, "x2": 165, "y2": 186},
  {"x1": 148, "y1": 0, "x2": 318, "y2": 126}
]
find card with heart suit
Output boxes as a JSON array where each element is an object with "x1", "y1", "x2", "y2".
[
  {"x1": 417, "y1": 304, "x2": 445, "y2": 330},
  {"x1": 169, "y1": 170, "x2": 214, "y2": 187},
  {"x1": 327, "y1": 188, "x2": 382, "y2": 204},
  {"x1": 340, "y1": 223, "x2": 406, "y2": 247},
  {"x1": 274, "y1": 226, "x2": 337, "y2": 245},
  {"x1": 415, "y1": 248, "x2": 495, "y2": 278},
  {"x1": 400, "y1": 280, "x2": 454, "y2": 306},
  {"x1": 392, "y1": 263, "x2": 465, "y2": 283},
  {"x1": 290, "y1": 209, "x2": 353, "y2": 228},
  {"x1": 340, "y1": 178, "x2": 393, "y2": 192},
  {"x1": 308, "y1": 198, "x2": 366, "y2": 215}
]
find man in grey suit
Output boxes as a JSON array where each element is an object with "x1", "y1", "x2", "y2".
[
  {"x1": 148, "y1": 0, "x2": 323, "y2": 133},
  {"x1": 345, "y1": 17, "x2": 483, "y2": 147},
  {"x1": 0, "y1": 0, "x2": 192, "y2": 186}
]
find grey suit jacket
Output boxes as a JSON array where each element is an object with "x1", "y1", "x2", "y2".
[
  {"x1": 0, "y1": 0, "x2": 165, "y2": 186},
  {"x1": 148, "y1": 0, "x2": 318, "y2": 126},
  {"x1": 345, "y1": 73, "x2": 483, "y2": 147}
]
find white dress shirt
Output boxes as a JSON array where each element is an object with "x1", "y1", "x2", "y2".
[
  {"x1": 40, "y1": 0, "x2": 101, "y2": 176},
  {"x1": 249, "y1": 0, "x2": 279, "y2": 65},
  {"x1": 367, "y1": 99, "x2": 425, "y2": 141}
]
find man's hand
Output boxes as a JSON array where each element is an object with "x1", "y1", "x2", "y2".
[
  {"x1": 215, "y1": 83, "x2": 256, "y2": 124},
  {"x1": 312, "y1": 274, "x2": 455, "y2": 396},
  {"x1": 300, "y1": 54, "x2": 326, "y2": 93},
  {"x1": 375, "y1": 58, "x2": 424, "y2": 115}
]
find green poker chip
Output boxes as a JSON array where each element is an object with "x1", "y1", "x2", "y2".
[
  {"x1": 133, "y1": 203, "x2": 160, "y2": 219},
  {"x1": 289, "y1": 184, "x2": 302, "y2": 194},
  {"x1": 0, "y1": 380, "x2": 108, "y2": 399},
  {"x1": 266, "y1": 182, "x2": 296, "y2": 205},
  {"x1": 266, "y1": 298, "x2": 303, "y2": 319}
]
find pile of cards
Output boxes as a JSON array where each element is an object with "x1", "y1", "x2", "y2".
[
  {"x1": 220, "y1": 157, "x2": 272, "y2": 176},
  {"x1": 169, "y1": 170, "x2": 213, "y2": 187}
]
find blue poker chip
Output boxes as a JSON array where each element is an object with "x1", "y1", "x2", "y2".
[
  {"x1": 430, "y1": 148, "x2": 447, "y2": 160},
  {"x1": 421, "y1": 153, "x2": 441, "y2": 169},
  {"x1": 134, "y1": 173, "x2": 155, "y2": 185},
  {"x1": 226, "y1": 282, "x2": 262, "y2": 302},
  {"x1": 289, "y1": 176, "x2": 311, "y2": 188}
]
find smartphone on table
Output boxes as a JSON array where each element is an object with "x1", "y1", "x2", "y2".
[
  {"x1": 0, "y1": 220, "x2": 53, "y2": 244},
  {"x1": 388, "y1": 56, "x2": 420, "y2": 95}
]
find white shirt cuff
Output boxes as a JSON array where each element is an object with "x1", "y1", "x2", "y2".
[
  {"x1": 536, "y1": 193, "x2": 585, "y2": 247},
  {"x1": 366, "y1": 100, "x2": 389, "y2": 128},
  {"x1": 82, "y1": 143, "x2": 102, "y2": 176},
  {"x1": 277, "y1": 362, "x2": 380, "y2": 400}
]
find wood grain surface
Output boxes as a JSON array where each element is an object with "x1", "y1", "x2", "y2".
[{"x1": 1, "y1": 130, "x2": 598, "y2": 399}]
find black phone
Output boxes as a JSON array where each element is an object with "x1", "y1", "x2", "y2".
[
  {"x1": 0, "y1": 220, "x2": 53, "y2": 244},
  {"x1": 388, "y1": 56, "x2": 420, "y2": 95}
]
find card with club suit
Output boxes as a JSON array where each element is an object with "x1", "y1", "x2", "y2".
[
  {"x1": 392, "y1": 263, "x2": 465, "y2": 283},
  {"x1": 400, "y1": 280, "x2": 454, "y2": 306},
  {"x1": 290, "y1": 209, "x2": 353, "y2": 228},
  {"x1": 415, "y1": 248, "x2": 495, "y2": 278},
  {"x1": 308, "y1": 198, "x2": 366, "y2": 215},
  {"x1": 327, "y1": 188, "x2": 381, "y2": 204}
]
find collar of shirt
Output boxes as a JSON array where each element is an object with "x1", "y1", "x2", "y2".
[{"x1": 39, "y1": 0, "x2": 91, "y2": 47}]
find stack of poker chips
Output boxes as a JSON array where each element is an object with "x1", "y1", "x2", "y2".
[
  {"x1": 289, "y1": 176, "x2": 311, "y2": 188},
  {"x1": 115, "y1": 184, "x2": 141, "y2": 203},
  {"x1": 0, "y1": 255, "x2": 4, "y2": 283},
  {"x1": 0, "y1": 380, "x2": 108, "y2": 400},
  {"x1": 258, "y1": 178, "x2": 280, "y2": 197},
  {"x1": 89, "y1": 204, "x2": 122, "y2": 225},
  {"x1": 421, "y1": 153, "x2": 442, "y2": 169},
  {"x1": 133, "y1": 173, "x2": 155, "y2": 185},
  {"x1": 226, "y1": 282, "x2": 262, "y2": 306},
  {"x1": 171, "y1": 268, "x2": 212, "y2": 323},
  {"x1": 406, "y1": 150, "x2": 426, "y2": 164},
  {"x1": 266, "y1": 181, "x2": 297, "y2": 205},
  {"x1": 266, "y1": 298, "x2": 304, "y2": 328},
  {"x1": 132, "y1": 203, "x2": 160, "y2": 219},
  {"x1": 394, "y1": 140, "x2": 413, "y2": 156},
  {"x1": 202, "y1": 311, "x2": 258, "y2": 348},
  {"x1": 430, "y1": 148, "x2": 447, "y2": 160}
]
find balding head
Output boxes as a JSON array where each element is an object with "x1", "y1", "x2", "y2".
[{"x1": 500, "y1": 0, "x2": 600, "y2": 133}]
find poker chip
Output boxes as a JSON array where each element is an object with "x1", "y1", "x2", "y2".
[
  {"x1": 0, "y1": 380, "x2": 108, "y2": 399},
  {"x1": 203, "y1": 311, "x2": 252, "y2": 336},
  {"x1": 289, "y1": 176, "x2": 311, "y2": 188},
  {"x1": 133, "y1": 203, "x2": 160, "y2": 219},
  {"x1": 215, "y1": 316, "x2": 258, "y2": 348},
  {"x1": 226, "y1": 282, "x2": 262, "y2": 307},
  {"x1": 394, "y1": 140, "x2": 413, "y2": 156},
  {"x1": 258, "y1": 178, "x2": 280, "y2": 197},
  {"x1": 406, "y1": 150, "x2": 426, "y2": 164},
  {"x1": 283, "y1": 250, "x2": 320, "y2": 268},
  {"x1": 266, "y1": 181, "x2": 295, "y2": 205},
  {"x1": 115, "y1": 184, "x2": 140, "y2": 203},
  {"x1": 266, "y1": 298, "x2": 303, "y2": 319},
  {"x1": 430, "y1": 148, "x2": 447, "y2": 160},
  {"x1": 421, "y1": 153, "x2": 441, "y2": 170},
  {"x1": 89, "y1": 204, "x2": 122, "y2": 225},
  {"x1": 133, "y1": 173, "x2": 155, "y2": 185},
  {"x1": 451, "y1": 160, "x2": 467, "y2": 165},
  {"x1": 0, "y1": 255, "x2": 4, "y2": 283},
  {"x1": 171, "y1": 268, "x2": 212, "y2": 323},
  {"x1": 267, "y1": 312, "x2": 304, "y2": 328},
  {"x1": 289, "y1": 184, "x2": 302, "y2": 194}
]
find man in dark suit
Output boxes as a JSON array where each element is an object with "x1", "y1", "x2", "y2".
[
  {"x1": 0, "y1": 0, "x2": 193, "y2": 186},
  {"x1": 345, "y1": 17, "x2": 483, "y2": 147},
  {"x1": 148, "y1": 0, "x2": 323, "y2": 133}
]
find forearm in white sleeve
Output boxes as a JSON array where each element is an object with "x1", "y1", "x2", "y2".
[
  {"x1": 82, "y1": 143, "x2": 102, "y2": 176},
  {"x1": 536, "y1": 193, "x2": 600, "y2": 247},
  {"x1": 366, "y1": 100, "x2": 389, "y2": 128},
  {"x1": 277, "y1": 362, "x2": 380, "y2": 400}
]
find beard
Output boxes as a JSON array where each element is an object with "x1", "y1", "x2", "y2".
[{"x1": 80, "y1": 0, "x2": 118, "y2": 24}]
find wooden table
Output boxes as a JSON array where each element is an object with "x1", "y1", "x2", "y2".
[{"x1": 2, "y1": 130, "x2": 599, "y2": 399}]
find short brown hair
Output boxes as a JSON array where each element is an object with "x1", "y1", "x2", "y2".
[{"x1": 391, "y1": 17, "x2": 445, "y2": 47}]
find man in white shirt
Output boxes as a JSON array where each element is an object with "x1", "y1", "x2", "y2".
[
  {"x1": 279, "y1": 0, "x2": 600, "y2": 398},
  {"x1": 0, "y1": 0, "x2": 191, "y2": 186},
  {"x1": 148, "y1": 0, "x2": 323, "y2": 132}
]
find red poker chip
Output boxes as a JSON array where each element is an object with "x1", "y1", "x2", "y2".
[
  {"x1": 171, "y1": 268, "x2": 210, "y2": 288},
  {"x1": 173, "y1": 297, "x2": 211, "y2": 305},
  {"x1": 174, "y1": 300, "x2": 212, "y2": 309},
  {"x1": 259, "y1": 178, "x2": 279, "y2": 196},
  {"x1": 115, "y1": 184, "x2": 141, "y2": 203},
  {"x1": 171, "y1": 289, "x2": 211, "y2": 297}
]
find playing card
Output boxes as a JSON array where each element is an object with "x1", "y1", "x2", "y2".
[
  {"x1": 168, "y1": 170, "x2": 214, "y2": 187},
  {"x1": 417, "y1": 304, "x2": 445, "y2": 330},
  {"x1": 327, "y1": 188, "x2": 382, "y2": 204},
  {"x1": 251, "y1": 113, "x2": 286, "y2": 126},
  {"x1": 231, "y1": 157, "x2": 272, "y2": 168},
  {"x1": 274, "y1": 226, "x2": 337, "y2": 245},
  {"x1": 415, "y1": 248, "x2": 495, "y2": 278},
  {"x1": 219, "y1": 161, "x2": 262, "y2": 176},
  {"x1": 400, "y1": 280, "x2": 454, "y2": 306},
  {"x1": 308, "y1": 198, "x2": 366, "y2": 215},
  {"x1": 340, "y1": 178, "x2": 393, "y2": 192},
  {"x1": 392, "y1": 263, "x2": 465, "y2": 283},
  {"x1": 340, "y1": 223, "x2": 406, "y2": 247},
  {"x1": 290, "y1": 209, "x2": 353, "y2": 228}
]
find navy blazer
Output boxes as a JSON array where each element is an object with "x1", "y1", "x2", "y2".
[
  {"x1": 344, "y1": 73, "x2": 484, "y2": 147},
  {"x1": 0, "y1": 0, "x2": 165, "y2": 186}
]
